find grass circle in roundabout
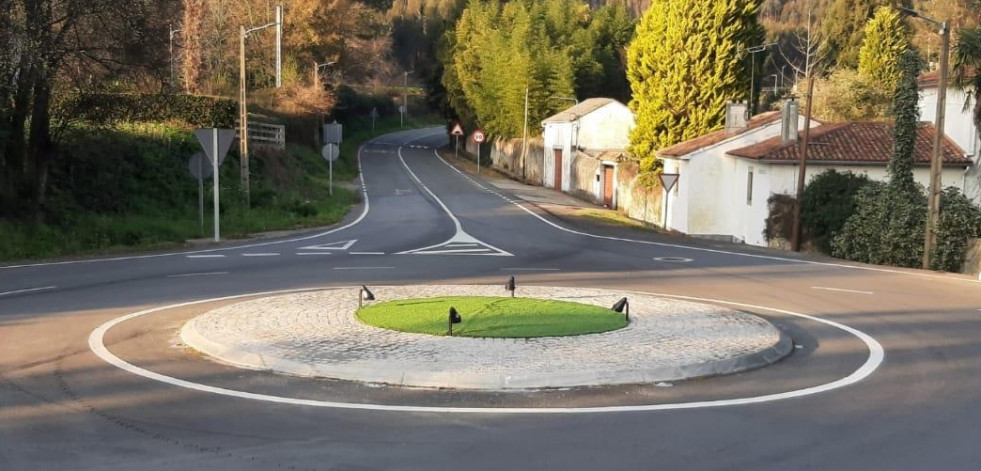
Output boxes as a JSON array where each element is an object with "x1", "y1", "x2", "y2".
[{"x1": 356, "y1": 296, "x2": 628, "y2": 338}]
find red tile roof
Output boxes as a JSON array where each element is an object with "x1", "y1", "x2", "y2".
[
  {"x1": 726, "y1": 122, "x2": 971, "y2": 165},
  {"x1": 919, "y1": 66, "x2": 977, "y2": 88},
  {"x1": 657, "y1": 111, "x2": 782, "y2": 157}
]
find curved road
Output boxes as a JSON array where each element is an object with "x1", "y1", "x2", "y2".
[{"x1": 3, "y1": 128, "x2": 981, "y2": 470}]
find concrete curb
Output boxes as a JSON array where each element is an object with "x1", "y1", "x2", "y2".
[{"x1": 180, "y1": 288, "x2": 794, "y2": 391}]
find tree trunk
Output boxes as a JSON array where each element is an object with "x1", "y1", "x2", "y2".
[{"x1": 27, "y1": 76, "x2": 53, "y2": 217}]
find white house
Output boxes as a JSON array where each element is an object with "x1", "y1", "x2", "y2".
[
  {"x1": 918, "y1": 69, "x2": 980, "y2": 200},
  {"x1": 541, "y1": 98, "x2": 635, "y2": 207},
  {"x1": 657, "y1": 102, "x2": 972, "y2": 247}
]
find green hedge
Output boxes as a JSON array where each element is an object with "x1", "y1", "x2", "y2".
[
  {"x1": 63, "y1": 93, "x2": 236, "y2": 128},
  {"x1": 800, "y1": 169, "x2": 872, "y2": 252}
]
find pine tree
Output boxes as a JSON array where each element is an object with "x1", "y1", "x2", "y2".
[
  {"x1": 820, "y1": 0, "x2": 909, "y2": 69},
  {"x1": 626, "y1": 0, "x2": 765, "y2": 169},
  {"x1": 858, "y1": 7, "x2": 911, "y2": 93}
]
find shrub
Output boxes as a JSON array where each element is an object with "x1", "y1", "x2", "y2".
[
  {"x1": 800, "y1": 169, "x2": 872, "y2": 252},
  {"x1": 329, "y1": 85, "x2": 397, "y2": 122},
  {"x1": 764, "y1": 193, "x2": 796, "y2": 243},
  {"x1": 933, "y1": 187, "x2": 981, "y2": 272},
  {"x1": 63, "y1": 93, "x2": 236, "y2": 128},
  {"x1": 831, "y1": 181, "x2": 926, "y2": 268}
]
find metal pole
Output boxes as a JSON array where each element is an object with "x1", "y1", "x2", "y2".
[
  {"x1": 213, "y1": 128, "x2": 220, "y2": 242},
  {"x1": 923, "y1": 22, "x2": 950, "y2": 269},
  {"x1": 750, "y1": 52, "x2": 756, "y2": 117},
  {"x1": 522, "y1": 87, "x2": 529, "y2": 181},
  {"x1": 329, "y1": 148, "x2": 334, "y2": 196},
  {"x1": 477, "y1": 142, "x2": 481, "y2": 174},
  {"x1": 404, "y1": 71, "x2": 408, "y2": 119},
  {"x1": 198, "y1": 156, "x2": 204, "y2": 233},
  {"x1": 454, "y1": 135, "x2": 459, "y2": 160},
  {"x1": 275, "y1": 5, "x2": 282, "y2": 88},
  {"x1": 169, "y1": 25, "x2": 175, "y2": 88},
  {"x1": 791, "y1": 71, "x2": 816, "y2": 252},
  {"x1": 239, "y1": 26, "x2": 250, "y2": 209},
  {"x1": 663, "y1": 190, "x2": 669, "y2": 230}
]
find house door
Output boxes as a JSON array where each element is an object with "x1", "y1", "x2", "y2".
[
  {"x1": 603, "y1": 166, "x2": 614, "y2": 207},
  {"x1": 553, "y1": 149, "x2": 563, "y2": 191}
]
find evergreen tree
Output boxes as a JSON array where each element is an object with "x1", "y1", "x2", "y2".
[
  {"x1": 858, "y1": 6, "x2": 911, "y2": 93},
  {"x1": 888, "y1": 49, "x2": 923, "y2": 192},
  {"x1": 626, "y1": 0, "x2": 765, "y2": 170},
  {"x1": 820, "y1": 0, "x2": 909, "y2": 69}
]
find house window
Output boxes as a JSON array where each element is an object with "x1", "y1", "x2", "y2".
[{"x1": 746, "y1": 167, "x2": 754, "y2": 206}]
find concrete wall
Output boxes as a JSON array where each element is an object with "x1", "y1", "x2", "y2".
[
  {"x1": 577, "y1": 102, "x2": 635, "y2": 150},
  {"x1": 920, "y1": 86, "x2": 979, "y2": 159},
  {"x1": 569, "y1": 151, "x2": 603, "y2": 203}
]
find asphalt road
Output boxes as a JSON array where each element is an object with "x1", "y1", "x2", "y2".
[{"x1": 4, "y1": 127, "x2": 981, "y2": 470}]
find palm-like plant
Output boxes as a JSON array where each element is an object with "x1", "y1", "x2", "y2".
[{"x1": 953, "y1": 26, "x2": 981, "y2": 137}]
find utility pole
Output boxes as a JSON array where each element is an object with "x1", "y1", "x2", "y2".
[
  {"x1": 169, "y1": 25, "x2": 182, "y2": 89},
  {"x1": 791, "y1": 75, "x2": 815, "y2": 252},
  {"x1": 743, "y1": 43, "x2": 776, "y2": 117},
  {"x1": 237, "y1": 6, "x2": 282, "y2": 208},
  {"x1": 522, "y1": 87, "x2": 529, "y2": 181},
  {"x1": 898, "y1": 7, "x2": 949, "y2": 269}
]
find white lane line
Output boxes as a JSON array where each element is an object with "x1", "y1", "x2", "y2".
[
  {"x1": 242, "y1": 253, "x2": 280, "y2": 257},
  {"x1": 396, "y1": 144, "x2": 513, "y2": 257},
  {"x1": 186, "y1": 255, "x2": 226, "y2": 259},
  {"x1": 166, "y1": 272, "x2": 227, "y2": 278},
  {"x1": 89, "y1": 286, "x2": 884, "y2": 414},
  {"x1": 350, "y1": 252, "x2": 386, "y2": 255},
  {"x1": 812, "y1": 287, "x2": 874, "y2": 295},
  {"x1": 429, "y1": 148, "x2": 981, "y2": 285},
  {"x1": 501, "y1": 268, "x2": 561, "y2": 272},
  {"x1": 404, "y1": 248, "x2": 494, "y2": 255},
  {"x1": 332, "y1": 267, "x2": 395, "y2": 270},
  {"x1": 296, "y1": 253, "x2": 333, "y2": 256},
  {"x1": 0, "y1": 286, "x2": 56, "y2": 297}
]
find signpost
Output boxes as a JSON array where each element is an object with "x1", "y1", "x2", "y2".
[
  {"x1": 451, "y1": 123, "x2": 464, "y2": 160},
  {"x1": 658, "y1": 173, "x2": 680, "y2": 231},
  {"x1": 399, "y1": 105, "x2": 406, "y2": 128},
  {"x1": 473, "y1": 129, "x2": 486, "y2": 174},
  {"x1": 194, "y1": 128, "x2": 235, "y2": 242},
  {"x1": 370, "y1": 107, "x2": 379, "y2": 133},
  {"x1": 322, "y1": 122, "x2": 343, "y2": 196},
  {"x1": 187, "y1": 151, "x2": 213, "y2": 232}
]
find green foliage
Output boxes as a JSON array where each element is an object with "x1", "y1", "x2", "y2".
[
  {"x1": 933, "y1": 187, "x2": 981, "y2": 272},
  {"x1": 811, "y1": 71, "x2": 892, "y2": 121},
  {"x1": 626, "y1": 0, "x2": 765, "y2": 163},
  {"x1": 821, "y1": 0, "x2": 910, "y2": 69},
  {"x1": 799, "y1": 169, "x2": 872, "y2": 252},
  {"x1": 356, "y1": 296, "x2": 628, "y2": 338},
  {"x1": 953, "y1": 26, "x2": 981, "y2": 137},
  {"x1": 831, "y1": 180, "x2": 926, "y2": 267},
  {"x1": 858, "y1": 7, "x2": 911, "y2": 93},
  {"x1": 889, "y1": 49, "x2": 924, "y2": 192},
  {"x1": 63, "y1": 93, "x2": 237, "y2": 128},
  {"x1": 441, "y1": 0, "x2": 633, "y2": 137},
  {"x1": 329, "y1": 85, "x2": 398, "y2": 122}
]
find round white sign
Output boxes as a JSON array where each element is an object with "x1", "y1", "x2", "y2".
[
  {"x1": 321, "y1": 143, "x2": 340, "y2": 162},
  {"x1": 473, "y1": 130, "x2": 486, "y2": 143}
]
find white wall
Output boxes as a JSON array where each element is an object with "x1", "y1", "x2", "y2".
[
  {"x1": 542, "y1": 122, "x2": 575, "y2": 190},
  {"x1": 919, "y1": 86, "x2": 979, "y2": 158},
  {"x1": 577, "y1": 102, "x2": 635, "y2": 150}
]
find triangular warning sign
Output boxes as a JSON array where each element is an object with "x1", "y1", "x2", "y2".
[
  {"x1": 195, "y1": 128, "x2": 236, "y2": 166},
  {"x1": 299, "y1": 239, "x2": 357, "y2": 251},
  {"x1": 450, "y1": 123, "x2": 464, "y2": 136},
  {"x1": 659, "y1": 173, "x2": 679, "y2": 192}
]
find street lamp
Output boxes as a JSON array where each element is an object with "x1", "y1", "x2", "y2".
[
  {"x1": 239, "y1": 5, "x2": 283, "y2": 208},
  {"x1": 742, "y1": 43, "x2": 777, "y2": 117},
  {"x1": 169, "y1": 25, "x2": 182, "y2": 89},
  {"x1": 899, "y1": 7, "x2": 950, "y2": 270}
]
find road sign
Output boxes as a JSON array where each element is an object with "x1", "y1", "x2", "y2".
[
  {"x1": 370, "y1": 107, "x2": 379, "y2": 119},
  {"x1": 188, "y1": 152, "x2": 213, "y2": 180},
  {"x1": 659, "y1": 173, "x2": 680, "y2": 192},
  {"x1": 322, "y1": 122, "x2": 343, "y2": 144},
  {"x1": 194, "y1": 128, "x2": 235, "y2": 166},
  {"x1": 399, "y1": 105, "x2": 406, "y2": 114},
  {"x1": 473, "y1": 129, "x2": 486, "y2": 143},
  {"x1": 321, "y1": 143, "x2": 340, "y2": 162},
  {"x1": 451, "y1": 123, "x2": 464, "y2": 136}
]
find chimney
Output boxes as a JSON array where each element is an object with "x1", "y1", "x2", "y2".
[
  {"x1": 781, "y1": 98, "x2": 799, "y2": 145},
  {"x1": 725, "y1": 101, "x2": 748, "y2": 134}
]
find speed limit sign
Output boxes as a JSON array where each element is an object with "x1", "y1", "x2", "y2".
[{"x1": 473, "y1": 129, "x2": 486, "y2": 143}]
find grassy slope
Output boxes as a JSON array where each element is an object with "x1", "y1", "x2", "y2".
[
  {"x1": 0, "y1": 115, "x2": 435, "y2": 262},
  {"x1": 356, "y1": 296, "x2": 628, "y2": 338}
]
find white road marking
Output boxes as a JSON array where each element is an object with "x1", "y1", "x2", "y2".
[
  {"x1": 296, "y1": 253, "x2": 332, "y2": 256},
  {"x1": 186, "y1": 255, "x2": 226, "y2": 259},
  {"x1": 812, "y1": 287, "x2": 874, "y2": 295},
  {"x1": 405, "y1": 248, "x2": 496, "y2": 255},
  {"x1": 396, "y1": 145, "x2": 513, "y2": 257},
  {"x1": 427, "y1": 148, "x2": 981, "y2": 285},
  {"x1": 654, "y1": 257, "x2": 694, "y2": 263},
  {"x1": 166, "y1": 272, "x2": 227, "y2": 278},
  {"x1": 300, "y1": 240, "x2": 358, "y2": 251},
  {"x1": 242, "y1": 253, "x2": 279, "y2": 257},
  {"x1": 0, "y1": 286, "x2": 56, "y2": 297},
  {"x1": 90, "y1": 286, "x2": 883, "y2": 415},
  {"x1": 332, "y1": 267, "x2": 395, "y2": 270},
  {"x1": 501, "y1": 268, "x2": 561, "y2": 272},
  {"x1": 350, "y1": 252, "x2": 386, "y2": 255}
]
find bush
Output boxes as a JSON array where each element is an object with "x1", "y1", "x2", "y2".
[
  {"x1": 933, "y1": 187, "x2": 981, "y2": 272},
  {"x1": 832, "y1": 182, "x2": 926, "y2": 268},
  {"x1": 62, "y1": 93, "x2": 236, "y2": 128},
  {"x1": 800, "y1": 169, "x2": 872, "y2": 252},
  {"x1": 764, "y1": 193, "x2": 796, "y2": 243},
  {"x1": 329, "y1": 85, "x2": 397, "y2": 122}
]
